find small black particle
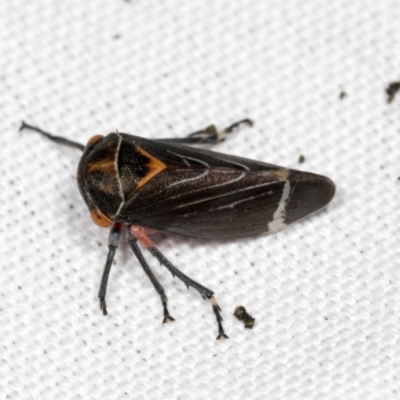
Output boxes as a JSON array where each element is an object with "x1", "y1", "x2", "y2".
[
  {"x1": 339, "y1": 91, "x2": 347, "y2": 99},
  {"x1": 386, "y1": 81, "x2": 400, "y2": 104},
  {"x1": 233, "y1": 306, "x2": 255, "y2": 329},
  {"x1": 114, "y1": 34, "x2": 121, "y2": 40},
  {"x1": 298, "y1": 155, "x2": 306, "y2": 164}
]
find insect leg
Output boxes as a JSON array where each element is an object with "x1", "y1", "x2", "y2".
[
  {"x1": 148, "y1": 245, "x2": 228, "y2": 339},
  {"x1": 129, "y1": 225, "x2": 228, "y2": 339},
  {"x1": 98, "y1": 222, "x2": 123, "y2": 315},
  {"x1": 157, "y1": 118, "x2": 253, "y2": 145},
  {"x1": 127, "y1": 232, "x2": 175, "y2": 323},
  {"x1": 19, "y1": 121, "x2": 85, "y2": 151}
]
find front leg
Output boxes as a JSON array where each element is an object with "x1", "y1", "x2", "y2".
[{"x1": 98, "y1": 222, "x2": 123, "y2": 315}]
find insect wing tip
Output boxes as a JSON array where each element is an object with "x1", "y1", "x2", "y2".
[{"x1": 284, "y1": 171, "x2": 336, "y2": 225}]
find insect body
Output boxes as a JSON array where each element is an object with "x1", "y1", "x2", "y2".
[{"x1": 20, "y1": 120, "x2": 335, "y2": 339}]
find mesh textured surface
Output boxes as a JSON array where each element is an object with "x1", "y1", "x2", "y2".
[{"x1": 1, "y1": 1, "x2": 400, "y2": 399}]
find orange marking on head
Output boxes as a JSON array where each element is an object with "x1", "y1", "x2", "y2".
[
  {"x1": 135, "y1": 146, "x2": 167, "y2": 191},
  {"x1": 86, "y1": 134, "x2": 104, "y2": 147},
  {"x1": 86, "y1": 139, "x2": 118, "y2": 175},
  {"x1": 90, "y1": 208, "x2": 112, "y2": 227},
  {"x1": 87, "y1": 158, "x2": 116, "y2": 174}
]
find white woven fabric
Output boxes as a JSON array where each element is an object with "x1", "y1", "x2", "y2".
[{"x1": 1, "y1": 1, "x2": 400, "y2": 399}]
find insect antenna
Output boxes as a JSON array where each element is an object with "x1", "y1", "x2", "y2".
[{"x1": 20, "y1": 121, "x2": 85, "y2": 151}]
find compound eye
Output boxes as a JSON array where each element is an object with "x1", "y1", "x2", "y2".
[
  {"x1": 90, "y1": 208, "x2": 112, "y2": 227},
  {"x1": 86, "y1": 134, "x2": 104, "y2": 147}
]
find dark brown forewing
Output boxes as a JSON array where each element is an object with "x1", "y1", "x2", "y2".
[
  {"x1": 119, "y1": 168, "x2": 286, "y2": 239},
  {"x1": 115, "y1": 134, "x2": 334, "y2": 240},
  {"x1": 284, "y1": 170, "x2": 335, "y2": 225},
  {"x1": 118, "y1": 133, "x2": 281, "y2": 171}
]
